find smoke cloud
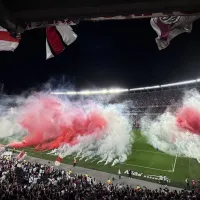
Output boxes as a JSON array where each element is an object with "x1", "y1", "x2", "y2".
[
  {"x1": 141, "y1": 89, "x2": 200, "y2": 161},
  {"x1": 0, "y1": 92, "x2": 133, "y2": 165}
]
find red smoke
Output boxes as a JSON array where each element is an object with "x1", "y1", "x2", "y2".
[
  {"x1": 9, "y1": 95, "x2": 106, "y2": 150},
  {"x1": 176, "y1": 107, "x2": 200, "y2": 135}
]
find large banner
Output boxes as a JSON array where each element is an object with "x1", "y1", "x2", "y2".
[{"x1": 124, "y1": 170, "x2": 170, "y2": 183}]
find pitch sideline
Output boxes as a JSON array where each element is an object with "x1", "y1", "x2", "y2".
[{"x1": 11, "y1": 147, "x2": 177, "y2": 173}]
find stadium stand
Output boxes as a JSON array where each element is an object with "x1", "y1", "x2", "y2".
[
  {"x1": 51, "y1": 79, "x2": 200, "y2": 128},
  {"x1": 120, "y1": 83, "x2": 200, "y2": 128},
  {"x1": 122, "y1": 88, "x2": 184, "y2": 128}
]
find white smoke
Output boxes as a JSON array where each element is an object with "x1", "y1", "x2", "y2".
[
  {"x1": 0, "y1": 101, "x2": 27, "y2": 141},
  {"x1": 141, "y1": 89, "x2": 200, "y2": 160},
  {"x1": 57, "y1": 104, "x2": 133, "y2": 166},
  {"x1": 0, "y1": 93, "x2": 133, "y2": 165}
]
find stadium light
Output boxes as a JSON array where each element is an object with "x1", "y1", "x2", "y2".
[
  {"x1": 108, "y1": 88, "x2": 129, "y2": 93},
  {"x1": 144, "y1": 85, "x2": 160, "y2": 90},
  {"x1": 79, "y1": 90, "x2": 91, "y2": 95},
  {"x1": 66, "y1": 91, "x2": 77, "y2": 95},
  {"x1": 161, "y1": 80, "x2": 197, "y2": 87},
  {"x1": 130, "y1": 87, "x2": 145, "y2": 91},
  {"x1": 51, "y1": 88, "x2": 129, "y2": 95},
  {"x1": 50, "y1": 91, "x2": 77, "y2": 95}
]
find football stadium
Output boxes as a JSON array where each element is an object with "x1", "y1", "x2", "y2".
[
  {"x1": 1, "y1": 79, "x2": 200, "y2": 190},
  {"x1": 1, "y1": 1, "x2": 200, "y2": 199}
]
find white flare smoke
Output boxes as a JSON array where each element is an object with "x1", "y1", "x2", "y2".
[
  {"x1": 141, "y1": 89, "x2": 200, "y2": 160},
  {"x1": 53, "y1": 104, "x2": 133, "y2": 166},
  {"x1": 0, "y1": 93, "x2": 133, "y2": 165}
]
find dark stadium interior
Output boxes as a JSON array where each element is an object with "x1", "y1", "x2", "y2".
[{"x1": 2, "y1": 0, "x2": 200, "y2": 21}]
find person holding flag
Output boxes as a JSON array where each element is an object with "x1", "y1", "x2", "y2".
[
  {"x1": 16, "y1": 150, "x2": 27, "y2": 162},
  {"x1": 55, "y1": 154, "x2": 63, "y2": 166}
]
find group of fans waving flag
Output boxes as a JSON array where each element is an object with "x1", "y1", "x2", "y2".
[
  {"x1": 1, "y1": 148, "x2": 66, "y2": 166},
  {"x1": 0, "y1": 12, "x2": 200, "y2": 59},
  {"x1": 0, "y1": 142, "x2": 64, "y2": 166}
]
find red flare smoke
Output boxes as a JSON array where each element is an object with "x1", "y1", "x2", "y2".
[
  {"x1": 9, "y1": 95, "x2": 106, "y2": 150},
  {"x1": 176, "y1": 107, "x2": 200, "y2": 135}
]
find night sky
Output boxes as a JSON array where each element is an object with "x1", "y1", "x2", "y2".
[{"x1": 1, "y1": 19, "x2": 200, "y2": 94}]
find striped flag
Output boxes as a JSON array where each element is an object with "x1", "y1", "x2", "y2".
[
  {"x1": 46, "y1": 24, "x2": 77, "y2": 59},
  {"x1": 0, "y1": 26, "x2": 21, "y2": 52},
  {"x1": 150, "y1": 15, "x2": 200, "y2": 50},
  {"x1": 55, "y1": 154, "x2": 63, "y2": 166},
  {"x1": 16, "y1": 150, "x2": 27, "y2": 161}
]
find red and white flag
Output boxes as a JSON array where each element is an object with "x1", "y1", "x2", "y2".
[
  {"x1": 16, "y1": 150, "x2": 26, "y2": 161},
  {"x1": 46, "y1": 24, "x2": 77, "y2": 59},
  {"x1": 0, "y1": 26, "x2": 21, "y2": 51},
  {"x1": 150, "y1": 15, "x2": 200, "y2": 50},
  {"x1": 55, "y1": 154, "x2": 63, "y2": 166}
]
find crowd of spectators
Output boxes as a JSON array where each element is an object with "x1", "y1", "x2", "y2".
[
  {"x1": 1, "y1": 155, "x2": 200, "y2": 200},
  {"x1": 66, "y1": 88, "x2": 186, "y2": 108},
  {"x1": 66, "y1": 88, "x2": 189, "y2": 129},
  {"x1": 119, "y1": 89, "x2": 184, "y2": 108},
  {"x1": 131, "y1": 115, "x2": 140, "y2": 129},
  {"x1": 123, "y1": 88, "x2": 192, "y2": 128}
]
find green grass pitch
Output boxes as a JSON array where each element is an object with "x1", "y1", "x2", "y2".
[{"x1": 3, "y1": 129, "x2": 200, "y2": 188}]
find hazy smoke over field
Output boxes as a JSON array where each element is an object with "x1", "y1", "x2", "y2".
[
  {"x1": 141, "y1": 89, "x2": 200, "y2": 161},
  {"x1": 0, "y1": 92, "x2": 133, "y2": 165}
]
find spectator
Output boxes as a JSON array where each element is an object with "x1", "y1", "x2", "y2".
[
  {"x1": 118, "y1": 168, "x2": 121, "y2": 179},
  {"x1": 192, "y1": 179, "x2": 196, "y2": 189},
  {"x1": 186, "y1": 177, "x2": 190, "y2": 189},
  {"x1": 128, "y1": 169, "x2": 132, "y2": 179},
  {"x1": 73, "y1": 158, "x2": 76, "y2": 167},
  {"x1": 1, "y1": 150, "x2": 200, "y2": 199}
]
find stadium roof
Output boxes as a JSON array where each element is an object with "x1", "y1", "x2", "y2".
[{"x1": 3, "y1": 0, "x2": 200, "y2": 22}]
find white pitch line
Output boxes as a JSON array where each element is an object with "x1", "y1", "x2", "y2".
[
  {"x1": 172, "y1": 155, "x2": 178, "y2": 172},
  {"x1": 133, "y1": 149, "x2": 162, "y2": 154},
  {"x1": 120, "y1": 162, "x2": 172, "y2": 172},
  {"x1": 134, "y1": 136, "x2": 144, "y2": 143}
]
